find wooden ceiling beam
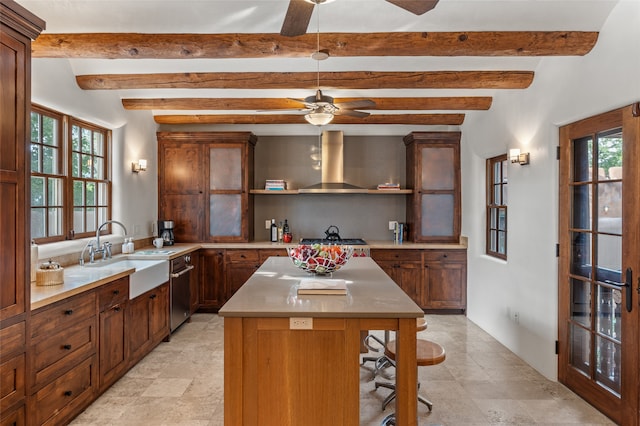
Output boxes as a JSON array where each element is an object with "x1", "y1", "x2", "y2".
[
  {"x1": 32, "y1": 31, "x2": 598, "y2": 59},
  {"x1": 78, "y1": 71, "x2": 533, "y2": 90},
  {"x1": 122, "y1": 97, "x2": 492, "y2": 111},
  {"x1": 153, "y1": 113, "x2": 465, "y2": 125}
]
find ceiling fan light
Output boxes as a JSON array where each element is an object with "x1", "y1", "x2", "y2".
[{"x1": 304, "y1": 111, "x2": 334, "y2": 126}]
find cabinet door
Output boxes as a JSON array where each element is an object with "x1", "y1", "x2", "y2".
[
  {"x1": 149, "y1": 283, "x2": 169, "y2": 344},
  {"x1": 127, "y1": 294, "x2": 151, "y2": 364},
  {"x1": 423, "y1": 251, "x2": 467, "y2": 311},
  {"x1": 99, "y1": 302, "x2": 127, "y2": 392},
  {"x1": 208, "y1": 144, "x2": 245, "y2": 240},
  {"x1": 371, "y1": 250, "x2": 423, "y2": 308},
  {"x1": 225, "y1": 263, "x2": 260, "y2": 299},
  {"x1": 159, "y1": 194, "x2": 203, "y2": 243},
  {"x1": 160, "y1": 143, "x2": 203, "y2": 194},
  {"x1": 199, "y1": 250, "x2": 225, "y2": 311},
  {"x1": 189, "y1": 253, "x2": 200, "y2": 314}
]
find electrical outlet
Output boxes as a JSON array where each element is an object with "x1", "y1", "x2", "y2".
[
  {"x1": 389, "y1": 220, "x2": 398, "y2": 231},
  {"x1": 290, "y1": 317, "x2": 313, "y2": 330}
]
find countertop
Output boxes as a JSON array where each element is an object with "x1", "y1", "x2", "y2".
[{"x1": 218, "y1": 257, "x2": 424, "y2": 318}]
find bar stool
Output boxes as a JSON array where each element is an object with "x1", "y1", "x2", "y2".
[
  {"x1": 361, "y1": 318, "x2": 428, "y2": 378},
  {"x1": 375, "y1": 338, "x2": 445, "y2": 413}
]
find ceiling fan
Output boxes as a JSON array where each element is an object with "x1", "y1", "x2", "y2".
[
  {"x1": 288, "y1": 89, "x2": 376, "y2": 125},
  {"x1": 281, "y1": 0, "x2": 439, "y2": 37}
]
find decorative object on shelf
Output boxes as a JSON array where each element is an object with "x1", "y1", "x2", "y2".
[
  {"x1": 377, "y1": 182, "x2": 401, "y2": 190},
  {"x1": 132, "y1": 159, "x2": 147, "y2": 173},
  {"x1": 35, "y1": 260, "x2": 64, "y2": 286},
  {"x1": 288, "y1": 243, "x2": 353, "y2": 274},
  {"x1": 265, "y1": 179, "x2": 286, "y2": 190},
  {"x1": 509, "y1": 148, "x2": 530, "y2": 165}
]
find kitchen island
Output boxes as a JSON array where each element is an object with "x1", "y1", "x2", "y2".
[{"x1": 219, "y1": 256, "x2": 424, "y2": 426}]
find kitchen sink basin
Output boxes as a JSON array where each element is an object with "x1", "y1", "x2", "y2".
[{"x1": 84, "y1": 258, "x2": 169, "y2": 299}]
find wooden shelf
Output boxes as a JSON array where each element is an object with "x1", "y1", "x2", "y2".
[{"x1": 250, "y1": 189, "x2": 413, "y2": 195}]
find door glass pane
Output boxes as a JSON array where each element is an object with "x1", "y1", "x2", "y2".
[
  {"x1": 597, "y1": 130, "x2": 623, "y2": 181},
  {"x1": 570, "y1": 278, "x2": 591, "y2": 327},
  {"x1": 210, "y1": 147, "x2": 242, "y2": 190},
  {"x1": 421, "y1": 147, "x2": 454, "y2": 190},
  {"x1": 570, "y1": 323, "x2": 590, "y2": 376},
  {"x1": 597, "y1": 182, "x2": 622, "y2": 233},
  {"x1": 571, "y1": 231, "x2": 591, "y2": 278},
  {"x1": 596, "y1": 234, "x2": 622, "y2": 284},
  {"x1": 210, "y1": 194, "x2": 241, "y2": 237},
  {"x1": 571, "y1": 185, "x2": 592, "y2": 230},
  {"x1": 596, "y1": 284, "x2": 621, "y2": 340},
  {"x1": 421, "y1": 194, "x2": 453, "y2": 237},
  {"x1": 595, "y1": 336, "x2": 621, "y2": 395},
  {"x1": 573, "y1": 136, "x2": 593, "y2": 182}
]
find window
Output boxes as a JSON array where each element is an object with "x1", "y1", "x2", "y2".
[
  {"x1": 486, "y1": 154, "x2": 508, "y2": 259},
  {"x1": 30, "y1": 105, "x2": 111, "y2": 243}
]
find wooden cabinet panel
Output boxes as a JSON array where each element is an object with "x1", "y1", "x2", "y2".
[
  {"x1": 404, "y1": 132, "x2": 461, "y2": 243},
  {"x1": 189, "y1": 252, "x2": 200, "y2": 314},
  {"x1": 97, "y1": 277, "x2": 128, "y2": 311},
  {"x1": 99, "y1": 282, "x2": 128, "y2": 393},
  {"x1": 0, "y1": 321, "x2": 25, "y2": 359},
  {"x1": 160, "y1": 143, "x2": 203, "y2": 194},
  {"x1": 159, "y1": 194, "x2": 204, "y2": 243},
  {"x1": 0, "y1": 403, "x2": 24, "y2": 426},
  {"x1": 225, "y1": 249, "x2": 260, "y2": 299},
  {"x1": 149, "y1": 283, "x2": 169, "y2": 343},
  {"x1": 423, "y1": 249, "x2": 467, "y2": 311},
  {"x1": 29, "y1": 355, "x2": 97, "y2": 426},
  {"x1": 128, "y1": 283, "x2": 169, "y2": 365},
  {"x1": 226, "y1": 249, "x2": 259, "y2": 263},
  {"x1": 199, "y1": 249, "x2": 225, "y2": 311},
  {"x1": 259, "y1": 249, "x2": 288, "y2": 261},
  {"x1": 0, "y1": 353, "x2": 25, "y2": 414},
  {"x1": 371, "y1": 250, "x2": 423, "y2": 308}
]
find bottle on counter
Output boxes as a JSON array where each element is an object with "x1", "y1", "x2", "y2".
[
  {"x1": 283, "y1": 219, "x2": 292, "y2": 243},
  {"x1": 127, "y1": 238, "x2": 135, "y2": 253},
  {"x1": 122, "y1": 238, "x2": 130, "y2": 254},
  {"x1": 278, "y1": 221, "x2": 284, "y2": 243},
  {"x1": 270, "y1": 219, "x2": 278, "y2": 242}
]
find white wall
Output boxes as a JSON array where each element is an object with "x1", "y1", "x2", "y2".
[
  {"x1": 31, "y1": 59, "x2": 159, "y2": 259},
  {"x1": 461, "y1": 0, "x2": 640, "y2": 380}
]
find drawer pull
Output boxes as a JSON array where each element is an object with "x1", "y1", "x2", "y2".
[
  {"x1": 62, "y1": 344, "x2": 72, "y2": 350},
  {"x1": 150, "y1": 294, "x2": 157, "y2": 299},
  {"x1": 443, "y1": 254, "x2": 448, "y2": 258},
  {"x1": 64, "y1": 390, "x2": 73, "y2": 397},
  {"x1": 113, "y1": 289, "x2": 120, "y2": 295},
  {"x1": 114, "y1": 306, "x2": 121, "y2": 312},
  {"x1": 64, "y1": 309, "x2": 74, "y2": 315}
]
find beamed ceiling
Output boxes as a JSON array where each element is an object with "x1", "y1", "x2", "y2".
[{"x1": 18, "y1": 0, "x2": 617, "y2": 135}]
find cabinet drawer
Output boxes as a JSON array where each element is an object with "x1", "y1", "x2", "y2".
[
  {"x1": 0, "y1": 321, "x2": 25, "y2": 359},
  {"x1": 31, "y1": 292, "x2": 96, "y2": 339},
  {"x1": 0, "y1": 353, "x2": 25, "y2": 414},
  {"x1": 97, "y1": 278, "x2": 129, "y2": 311},
  {"x1": 370, "y1": 249, "x2": 422, "y2": 262},
  {"x1": 30, "y1": 355, "x2": 96, "y2": 426},
  {"x1": 226, "y1": 250, "x2": 259, "y2": 263},
  {"x1": 31, "y1": 318, "x2": 97, "y2": 390},
  {"x1": 259, "y1": 249, "x2": 288, "y2": 261},
  {"x1": 423, "y1": 250, "x2": 466, "y2": 263}
]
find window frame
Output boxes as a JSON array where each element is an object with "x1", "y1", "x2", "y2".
[
  {"x1": 486, "y1": 154, "x2": 508, "y2": 260},
  {"x1": 30, "y1": 104, "x2": 112, "y2": 243}
]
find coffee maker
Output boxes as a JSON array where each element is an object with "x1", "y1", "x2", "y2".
[{"x1": 158, "y1": 220, "x2": 175, "y2": 246}]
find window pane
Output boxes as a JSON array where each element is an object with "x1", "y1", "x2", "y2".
[
  {"x1": 493, "y1": 184, "x2": 501, "y2": 205},
  {"x1": 93, "y1": 157, "x2": 104, "y2": 179},
  {"x1": 573, "y1": 136, "x2": 593, "y2": 183},
  {"x1": 98, "y1": 207, "x2": 108, "y2": 226},
  {"x1": 31, "y1": 112, "x2": 40, "y2": 142},
  {"x1": 31, "y1": 176, "x2": 45, "y2": 206},
  {"x1": 71, "y1": 152, "x2": 81, "y2": 177},
  {"x1": 48, "y1": 208, "x2": 63, "y2": 236},
  {"x1": 30, "y1": 144, "x2": 40, "y2": 172},
  {"x1": 502, "y1": 183, "x2": 508, "y2": 205},
  {"x1": 490, "y1": 229, "x2": 497, "y2": 252},
  {"x1": 72, "y1": 125, "x2": 80, "y2": 151},
  {"x1": 97, "y1": 183, "x2": 108, "y2": 205},
  {"x1": 73, "y1": 207, "x2": 84, "y2": 233},
  {"x1": 81, "y1": 128, "x2": 92, "y2": 153},
  {"x1": 498, "y1": 208, "x2": 506, "y2": 231},
  {"x1": 570, "y1": 323, "x2": 590, "y2": 375},
  {"x1": 48, "y1": 178, "x2": 63, "y2": 205},
  {"x1": 42, "y1": 146, "x2": 57, "y2": 174},
  {"x1": 86, "y1": 207, "x2": 96, "y2": 232},
  {"x1": 490, "y1": 207, "x2": 497, "y2": 229},
  {"x1": 498, "y1": 231, "x2": 506, "y2": 254},
  {"x1": 81, "y1": 154, "x2": 92, "y2": 178},
  {"x1": 493, "y1": 161, "x2": 501, "y2": 184},
  {"x1": 42, "y1": 115, "x2": 57, "y2": 146},
  {"x1": 74, "y1": 180, "x2": 85, "y2": 206},
  {"x1": 31, "y1": 208, "x2": 46, "y2": 239},
  {"x1": 86, "y1": 182, "x2": 96, "y2": 206},
  {"x1": 93, "y1": 133, "x2": 104, "y2": 156},
  {"x1": 570, "y1": 278, "x2": 591, "y2": 327}
]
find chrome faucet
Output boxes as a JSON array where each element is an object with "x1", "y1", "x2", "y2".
[{"x1": 89, "y1": 220, "x2": 128, "y2": 263}]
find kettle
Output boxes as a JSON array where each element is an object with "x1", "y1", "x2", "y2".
[{"x1": 324, "y1": 225, "x2": 342, "y2": 242}]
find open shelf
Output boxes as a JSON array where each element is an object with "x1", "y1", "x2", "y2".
[{"x1": 250, "y1": 189, "x2": 413, "y2": 195}]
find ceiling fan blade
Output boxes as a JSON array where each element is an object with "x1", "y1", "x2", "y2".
[
  {"x1": 334, "y1": 109, "x2": 370, "y2": 118},
  {"x1": 256, "y1": 108, "x2": 310, "y2": 113},
  {"x1": 280, "y1": 0, "x2": 315, "y2": 37},
  {"x1": 385, "y1": 0, "x2": 439, "y2": 15},
  {"x1": 334, "y1": 99, "x2": 376, "y2": 110}
]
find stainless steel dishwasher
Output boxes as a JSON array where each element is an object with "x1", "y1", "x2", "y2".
[{"x1": 169, "y1": 254, "x2": 194, "y2": 332}]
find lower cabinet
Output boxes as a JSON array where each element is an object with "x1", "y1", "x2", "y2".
[
  {"x1": 370, "y1": 250, "x2": 423, "y2": 306},
  {"x1": 199, "y1": 249, "x2": 225, "y2": 311},
  {"x1": 225, "y1": 250, "x2": 261, "y2": 299},
  {"x1": 0, "y1": 321, "x2": 26, "y2": 421},
  {"x1": 98, "y1": 278, "x2": 129, "y2": 392},
  {"x1": 128, "y1": 283, "x2": 170, "y2": 366}
]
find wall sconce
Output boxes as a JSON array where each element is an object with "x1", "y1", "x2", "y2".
[
  {"x1": 509, "y1": 149, "x2": 530, "y2": 166},
  {"x1": 131, "y1": 159, "x2": 147, "y2": 173}
]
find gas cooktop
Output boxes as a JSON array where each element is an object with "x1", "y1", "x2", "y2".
[{"x1": 300, "y1": 238, "x2": 368, "y2": 246}]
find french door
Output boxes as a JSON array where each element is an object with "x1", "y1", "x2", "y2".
[{"x1": 558, "y1": 104, "x2": 640, "y2": 425}]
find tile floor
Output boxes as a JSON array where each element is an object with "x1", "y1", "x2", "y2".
[{"x1": 70, "y1": 314, "x2": 615, "y2": 426}]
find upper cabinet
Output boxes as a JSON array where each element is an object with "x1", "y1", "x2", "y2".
[
  {"x1": 404, "y1": 132, "x2": 461, "y2": 243},
  {"x1": 157, "y1": 132, "x2": 256, "y2": 243}
]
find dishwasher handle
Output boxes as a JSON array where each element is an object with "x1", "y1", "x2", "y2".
[{"x1": 171, "y1": 264, "x2": 195, "y2": 279}]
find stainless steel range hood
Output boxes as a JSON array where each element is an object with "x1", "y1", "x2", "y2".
[{"x1": 298, "y1": 131, "x2": 368, "y2": 194}]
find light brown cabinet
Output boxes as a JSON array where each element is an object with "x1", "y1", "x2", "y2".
[
  {"x1": 128, "y1": 283, "x2": 170, "y2": 366},
  {"x1": 0, "y1": 5, "x2": 43, "y2": 423},
  {"x1": 98, "y1": 277, "x2": 129, "y2": 392},
  {"x1": 157, "y1": 132, "x2": 256, "y2": 243},
  {"x1": 404, "y1": 132, "x2": 461, "y2": 243}
]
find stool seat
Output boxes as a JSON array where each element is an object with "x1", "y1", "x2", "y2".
[
  {"x1": 384, "y1": 339, "x2": 446, "y2": 366},
  {"x1": 416, "y1": 318, "x2": 428, "y2": 332}
]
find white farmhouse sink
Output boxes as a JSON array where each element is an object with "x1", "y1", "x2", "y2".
[{"x1": 84, "y1": 258, "x2": 169, "y2": 299}]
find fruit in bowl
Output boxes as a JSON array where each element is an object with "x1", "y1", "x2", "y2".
[{"x1": 288, "y1": 244, "x2": 354, "y2": 274}]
